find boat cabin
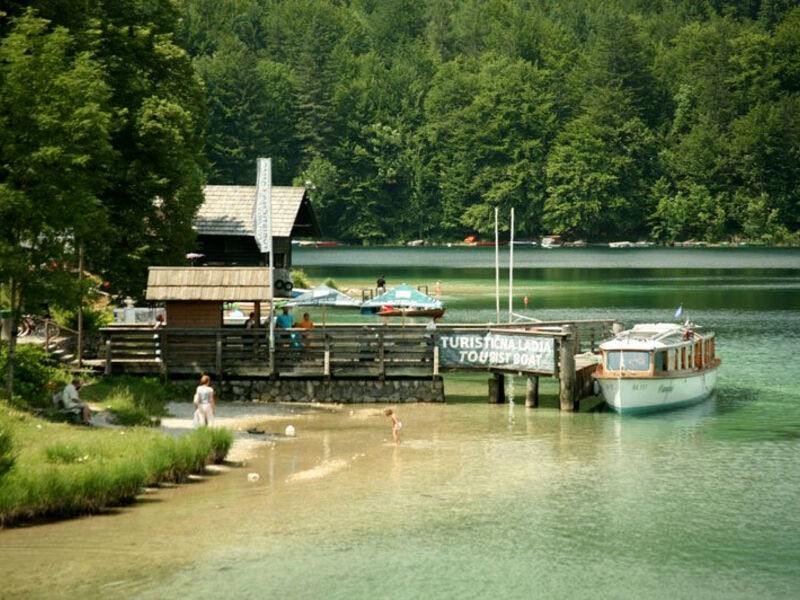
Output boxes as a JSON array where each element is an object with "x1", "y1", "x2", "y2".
[{"x1": 596, "y1": 323, "x2": 718, "y2": 378}]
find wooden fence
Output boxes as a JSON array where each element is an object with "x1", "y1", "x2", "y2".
[{"x1": 100, "y1": 320, "x2": 616, "y2": 378}]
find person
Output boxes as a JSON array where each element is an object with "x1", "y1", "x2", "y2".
[
  {"x1": 193, "y1": 374, "x2": 215, "y2": 427},
  {"x1": 152, "y1": 314, "x2": 165, "y2": 328},
  {"x1": 298, "y1": 312, "x2": 314, "y2": 330},
  {"x1": 62, "y1": 379, "x2": 92, "y2": 425},
  {"x1": 276, "y1": 306, "x2": 294, "y2": 330},
  {"x1": 435, "y1": 280, "x2": 441, "y2": 297},
  {"x1": 425, "y1": 315, "x2": 440, "y2": 360},
  {"x1": 384, "y1": 408, "x2": 402, "y2": 444},
  {"x1": 244, "y1": 312, "x2": 257, "y2": 329},
  {"x1": 296, "y1": 312, "x2": 314, "y2": 348},
  {"x1": 376, "y1": 274, "x2": 386, "y2": 294}
]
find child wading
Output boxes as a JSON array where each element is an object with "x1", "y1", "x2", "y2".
[{"x1": 384, "y1": 408, "x2": 402, "y2": 444}]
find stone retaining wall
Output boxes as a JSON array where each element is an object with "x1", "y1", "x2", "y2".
[{"x1": 174, "y1": 377, "x2": 445, "y2": 404}]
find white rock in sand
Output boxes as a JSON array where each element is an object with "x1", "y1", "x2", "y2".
[
  {"x1": 285, "y1": 425, "x2": 296, "y2": 437},
  {"x1": 247, "y1": 472, "x2": 260, "y2": 482}
]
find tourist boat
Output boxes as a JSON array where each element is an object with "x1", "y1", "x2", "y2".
[{"x1": 593, "y1": 322, "x2": 720, "y2": 414}]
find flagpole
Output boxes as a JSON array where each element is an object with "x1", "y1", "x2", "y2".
[
  {"x1": 508, "y1": 207, "x2": 514, "y2": 323},
  {"x1": 494, "y1": 206, "x2": 500, "y2": 324}
]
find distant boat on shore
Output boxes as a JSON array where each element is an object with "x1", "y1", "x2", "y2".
[{"x1": 541, "y1": 235, "x2": 563, "y2": 249}]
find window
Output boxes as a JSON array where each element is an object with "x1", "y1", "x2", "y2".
[
  {"x1": 623, "y1": 351, "x2": 651, "y2": 372},
  {"x1": 654, "y1": 351, "x2": 667, "y2": 372},
  {"x1": 606, "y1": 351, "x2": 621, "y2": 371}
]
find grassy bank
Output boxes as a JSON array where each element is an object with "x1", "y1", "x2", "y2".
[{"x1": 0, "y1": 404, "x2": 232, "y2": 527}]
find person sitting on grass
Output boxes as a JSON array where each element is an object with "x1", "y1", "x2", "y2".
[{"x1": 61, "y1": 379, "x2": 92, "y2": 425}]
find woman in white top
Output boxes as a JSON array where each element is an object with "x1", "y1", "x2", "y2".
[{"x1": 193, "y1": 374, "x2": 215, "y2": 427}]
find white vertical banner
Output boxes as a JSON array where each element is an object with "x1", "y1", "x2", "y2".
[{"x1": 254, "y1": 157, "x2": 272, "y2": 253}]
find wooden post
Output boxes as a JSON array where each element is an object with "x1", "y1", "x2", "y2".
[
  {"x1": 378, "y1": 325, "x2": 385, "y2": 380},
  {"x1": 104, "y1": 335, "x2": 112, "y2": 376},
  {"x1": 559, "y1": 325, "x2": 577, "y2": 411},
  {"x1": 489, "y1": 372, "x2": 506, "y2": 404},
  {"x1": 159, "y1": 330, "x2": 168, "y2": 378},
  {"x1": 525, "y1": 375, "x2": 539, "y2": 408},
  {"x1": 433, "y1": 345, "x2": 439, "y2": 377},
  {"x1": 215, "y1": 332, "x2": 223, "y2": 376},
  {"x1": 77, "y1": 243, "x2": 84, "y2": 369},
  {"x1": 323, "y1": 332, "x2": 331, "y2": 378}
]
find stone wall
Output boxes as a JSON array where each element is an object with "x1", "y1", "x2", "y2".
[{"x1": 175, "y1": 377, "x2": 445, "y2": 404}]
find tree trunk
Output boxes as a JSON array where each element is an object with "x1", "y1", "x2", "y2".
[{"x1": 5, "y1": 276, "x2": 18, "y2": 398}]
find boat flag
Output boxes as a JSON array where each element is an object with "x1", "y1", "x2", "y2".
[{"x1": 674, "y1": 304, "x2": 683, "y2": 320}]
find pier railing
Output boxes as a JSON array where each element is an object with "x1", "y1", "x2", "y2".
[{"x1": 99, "y1": 320, "x2": 615, "y2": 378}]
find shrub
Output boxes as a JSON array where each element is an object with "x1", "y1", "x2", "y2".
[
  {"x1": 81, "y1": 376, "x2": 171, "y2": 426},
  {"x1": 323, "y1": 277, "x2": 340, "y2": 290},
  {"x1": 0, "y1": 342, "x2": 68, "y2": 408},
  {"x1": 52, "y1": 306, "x2": 113, "y2": 334},
  {"x1": 292, "y1": 268, "x2": 312, "y2": 289}
]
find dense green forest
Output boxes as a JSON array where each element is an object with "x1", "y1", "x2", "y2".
[
  {"x1": 1, "y1": 1, "x2": 799, "y2": 309},
  {"x1": 176, "y1": 0, "x2": 800, "y2": 245}
]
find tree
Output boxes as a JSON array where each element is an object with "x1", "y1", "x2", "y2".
[{"x1": 0, "y1": 11, "x2": 112, "y2": 396}]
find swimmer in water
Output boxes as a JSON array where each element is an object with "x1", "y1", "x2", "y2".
[{"x1": 384, "y1": 408, "x2": 401, "y2": 444}]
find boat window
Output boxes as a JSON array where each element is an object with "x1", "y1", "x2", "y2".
[
  {"x1": 606, "y1": 351, "x2": 621, "y2": 371},
  {"x1": 623, "y1": 351, "x2": 651, "y2": 372},
  {"x1": 654, "y1": 351, "x2": 667, "y2": 372}
]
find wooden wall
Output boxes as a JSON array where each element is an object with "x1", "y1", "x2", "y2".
[{"x1": 165, "y1": 301, "x2": 222, "y2": 328}]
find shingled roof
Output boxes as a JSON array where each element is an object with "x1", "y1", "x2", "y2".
[
  {"x1": 146, "y1": 267, "x2": 272, "y2": 301},
  {"x1": 194, "y1": 185, "x2": 320, "y2": 238}
]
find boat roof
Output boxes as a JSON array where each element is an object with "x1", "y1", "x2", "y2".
[{"x1": 600, "y1": 322, "x2": 714, "y2": 351}]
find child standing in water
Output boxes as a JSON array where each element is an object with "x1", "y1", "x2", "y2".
[{"x1": 384, "y1": 408, "x2": 402, "y2": 444}]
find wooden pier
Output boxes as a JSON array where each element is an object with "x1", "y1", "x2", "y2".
[{"x1": 100, "y1": 320, "x2": 615, "y2": 410}]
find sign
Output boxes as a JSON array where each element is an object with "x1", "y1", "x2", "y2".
[
  {"x1": 254, "y1": 157, "x2": 272, "y2": 253},
  {"x1": 438, "y1": 332, "x2": 555, "y2": 374}
]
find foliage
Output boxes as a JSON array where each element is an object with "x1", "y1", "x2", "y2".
[
  {"x1": 322, "y1": 277, "x2": 340, "y2": 291},
  {"x1": 292, "y1": 269, "x2": 313, "y2": 290},
  {"x1": 176, "y1": 0, "x2": 799, "y2": 245},
  {"x1": 0, "y1": 343, "x2": 69, "y2": 409},
  {"x1": 52, "y1": 305, "x2": 113, "y2": 334}
]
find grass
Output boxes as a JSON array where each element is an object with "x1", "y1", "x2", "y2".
[
  {"x1": 0, "y1": 403, "x2": 232, "y2": 527},
  {"x1": 81, "y1": 375, "x2": 172, "y2": 426}
]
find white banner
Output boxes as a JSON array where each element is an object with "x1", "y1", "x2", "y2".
[
  {"x1": 254, "y1": 157, "x2": 272, "y2": 253},
  {"x1": 438, "y1": 333, "x2": 556, "y2": 374}
]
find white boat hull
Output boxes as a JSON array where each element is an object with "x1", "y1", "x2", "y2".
[{"x1": 597, "y1": 368, "x2": 718, "y2": 414}]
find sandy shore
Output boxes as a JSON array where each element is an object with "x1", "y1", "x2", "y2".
[{"x1": 160, "y1": 401, "x2": 344, "y2": 462}]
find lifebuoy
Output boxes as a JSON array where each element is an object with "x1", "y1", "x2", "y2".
[{"x1": 275, "y1": 280, "x2": 285, "y2": 290}]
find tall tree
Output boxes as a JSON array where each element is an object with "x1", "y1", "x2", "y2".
[{"x1": 0, "y1": 11, "x2": 112, "y2": 395}]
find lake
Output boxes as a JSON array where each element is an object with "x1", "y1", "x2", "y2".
[{"x1": 1, "y1": 247, "x2": 799, "y2": 599}]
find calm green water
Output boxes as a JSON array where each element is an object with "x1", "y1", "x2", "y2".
[{"x1": 3, "y1": 247, "x2": 800, "y2": 599}]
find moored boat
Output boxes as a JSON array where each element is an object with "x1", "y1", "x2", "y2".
[
  {"x1": 593, "y1": 322, "x2": 721, "y2": 414},
  {"x1": 377, "y1": 307, "x2": 446, "y2": 318},
  {"x1": 541, "y1": 235, "x2": 563, "y2": 249}
]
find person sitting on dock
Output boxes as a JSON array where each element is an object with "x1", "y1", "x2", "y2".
[
  {"x1": 244, "y1": 312, "x2": 257, "y2": 329},
  {"x1": 376, "y1": 274, "x2": 386, "y2": 294},
  {"x1": 297, "y1": 312, "x2": 314, "y2": 348},
  {"x1": 61, "y1": 379, "x2": 92, "y2": 425}
]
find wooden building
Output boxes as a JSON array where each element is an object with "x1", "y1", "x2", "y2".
[
  {"x1": 146, "y1": 266, "x2": 272, "y2": 327},
  {"x1": 193, "y1": 185, "x2": 321, "y2": 268}
]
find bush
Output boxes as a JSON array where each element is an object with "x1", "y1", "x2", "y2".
[
  {"x1": 52, "y1": 306, "x2": 112, "y2": 334},
  {"x1": 323, "y1": 277, "x2": 340, "y2": 290},
  {"x1": 292, "y1": 268, "x2": 312, "y2": 289},
  {"x1": 0, "y1": 342, "x2": 69, "y2": 408}
]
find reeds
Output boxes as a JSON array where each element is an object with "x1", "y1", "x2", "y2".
[{"x1": 0, "y1": 406, "x2": 233, "y2": 527}]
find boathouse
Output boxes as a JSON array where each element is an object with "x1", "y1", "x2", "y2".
[
  {"x1": 145, "y1": 266, "x2": 272, "y2": 328},
  {"x1": 193, "y1": 185, "x2": 321, "y2": 270}
]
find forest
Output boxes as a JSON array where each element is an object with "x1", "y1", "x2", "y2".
[{"x1": 1, "y1": 0, "x2": 800, "y2": 306}]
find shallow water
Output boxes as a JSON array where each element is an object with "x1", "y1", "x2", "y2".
[{"x1": 2, "y1": 247, "x2": 800, "y2": 599}]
